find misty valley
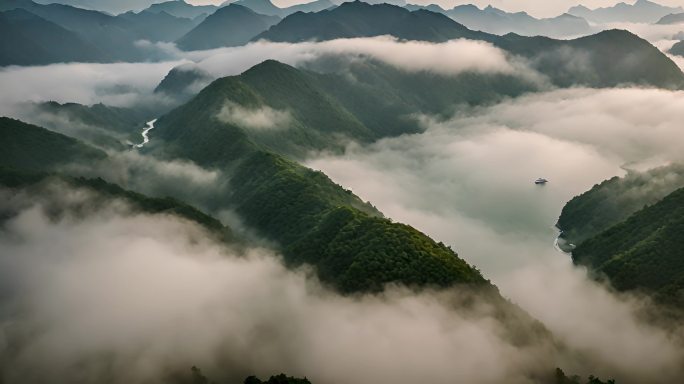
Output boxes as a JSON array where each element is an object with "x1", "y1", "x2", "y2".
[{"x1": 2, "y1": 0, "x2": 684, "y2": 383}]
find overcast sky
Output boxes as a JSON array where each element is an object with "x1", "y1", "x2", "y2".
[{"x1": 188, "y1": 0, "x2": 684, "y2": 18}]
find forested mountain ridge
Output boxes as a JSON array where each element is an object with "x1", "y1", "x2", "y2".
[
  {"x1": 152, "y1": 58, "x2": 537, "y2": 160},
  {"x1": 254, "y1": 2, "x2": 684, "y2": 89},
  {"x1": 557, "y1": 164, "x2": 684, "y2": 305},
  {"x1": 0, "y1": 167, "x2": 236, "y2": 243},
  {"x1": 0, "y1": 8, "x2": 107, "y2": 65},
  {"x1": 0, "y1": 113, "x2": 550, "y2": 348},
  {"x1": 0, "y1": 117, "x2": 106, "y2": 171},
  {"x1": 557, "y1": 164, "x2": 684, "y2": 247},
  {"x1": 571, "y1": 186, "x2": 684, "y2": 306},
  {"x1": 150, "y1": 60, "x2": 508, "y2": 293}
]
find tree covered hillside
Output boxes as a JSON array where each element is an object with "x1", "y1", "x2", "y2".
[
  {"x1": 0, "y1": 117, "x2": 106, "y2": 171},
  {"x1": 571, "y1": 187, "x2": 684, "y2": 305},
  {"x1": 0, "y1": 167, "x2": 236, "y2": 243},
  {"x1": 557, "y1": 164, "x2": 684, "y2": 247}
]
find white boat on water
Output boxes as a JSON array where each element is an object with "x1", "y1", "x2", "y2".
[{"x1": 535, "y1": 178, "x2": 548, "y2": 185}]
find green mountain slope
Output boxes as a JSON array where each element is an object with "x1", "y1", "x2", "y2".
[
  {"x1": 0, "y1": 167, "x2": 235, "y2": 243},
  {"x1": 557, "y1": 164, "x2": 684, "y2": 247},
  {"x1": 154, "y1": 65, "x2": 214, "y2": 102},
  {"x1": 0, "y1": 9, "x2": 106, "y2": 65},
  {"x1": 155, "y1": 60, "x2": 375, "y2": 157},
  {"x1": 154, "y1": 59, "x2": 536, "y2": 156},
  {"x1": 150, "y1": 60, "x2": 495, "y2": 294},
  {"x1": 495, "y1": 29, "x2": 684, "y2": 88},
  {"x1": 176, "y1": 4, "x2": 280, "y2": 51},
  {"x1": 571, "y1": 187, "x2": 684, "y2": 305},
  {"x1": 0, "y1": 117, "x2": 105, "y2": 171},
  {"x1": 27, "y1": 101, "x2": 157, "y2": 150}
]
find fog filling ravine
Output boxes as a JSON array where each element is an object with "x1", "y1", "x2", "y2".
[
  {"x1": 3, "y1": 0, "x2": 684, "y2": 383},
  {"x1": 306, "y1": 87, "x2": 684, "y2": 382}
]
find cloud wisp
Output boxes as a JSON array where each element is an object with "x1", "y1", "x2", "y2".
[
  {"x1": 0, "y1": 37, "x2": 543, "y2": 121},
  {"x1": 217, "y1": 101, "x2": 292, "y2": 131}
]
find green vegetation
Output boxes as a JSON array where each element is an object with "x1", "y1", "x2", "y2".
[
  {"x1": 0, "y1": 117, "x2": 106, "y2": 171},
  {"x1": 155, "y1": 59, "x2": 535, "y2": 158},
  {"x1": 558, "y1": 165, "x2": 684, "y2": 305},
  {"x1": 154, "y1": 65, "x2": 213, "y2": 103},
  {"x1": 287, "y1": 206, "x2": 484, "y2": 292},
  {"x1": 557, "y1": 164, "x2": 684, "y2": 247},
  {"x1": 149, "y1": 60, "x2": 550, "y2": 346},
  {"x1": 37, "y1": 101, "x2": 149, "y2": 136},
  {"x1": 34, "y1": 101, "x2": 157, "y2": 148},
  {"x1": 571, "y1": 186, "x2": 684, "y2": 305},
  {"x1": 0, "y1": 166, "x2": 236, "y2": 242},
  {"x1": 152, "y1": 60, "x2": 493, "y2": 293}
]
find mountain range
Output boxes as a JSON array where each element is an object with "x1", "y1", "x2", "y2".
[
  {"x1": 255, "y1": 2, "x2": 684, "y2": 89},
  {"x1": 406, "y1": 3, "x2": 592, "y2": 38},
  {"x1": 0, "y1": 8, "x2": 107, "y2": 65},
  {"x1": 0, "y1": 75, "x2": 548, "y2": 346},
  {"x1": 656, "y1": 12, "x2": 684, "y2": 24},
  {"x1": 568, "y1": 0, "x2": 684, "y2": 23},
  {"x1": 233, "y1": 0, "x2": 335, "y2": 17},
  {"x1": 2, "y1": 0, "x2": 684, "y2": 78},
  {"x1": 0, "y1": 0, "x2": 200, "y2": 62},
  {"x1": 144, "y1": 0, "x2": 218, "y2": 20},
  {"x1": 176, "y1": 4, "x2": 280, "y2": 51}
]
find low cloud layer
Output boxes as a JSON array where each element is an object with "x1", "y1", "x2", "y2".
[
  {"x1": 307, "y1": 86, "x2": 684, "y2": 383},
  {"x1": 0, "y1": 37, "x2": 541, "y2": 120},
  {"x1": 0, "y1": 184, "x2": 556, "y2": 384},
  {"x1": 0, "y1": 61, "x2": 186, "y2": 115},
  {"x1": 183, "y1": 37, "x2": 541, "y2": 82},
  {"x1": 217, "y1": 101, "x2": 292, "y2": 130}
]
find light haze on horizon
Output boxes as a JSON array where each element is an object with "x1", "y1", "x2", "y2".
[{"x1": 189, "y1": 0, "x2": 684, "y2": 18}]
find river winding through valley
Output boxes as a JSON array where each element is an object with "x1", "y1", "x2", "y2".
[{"x1": 132, "y1": 119, "x2": 157, "y2": 149}]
